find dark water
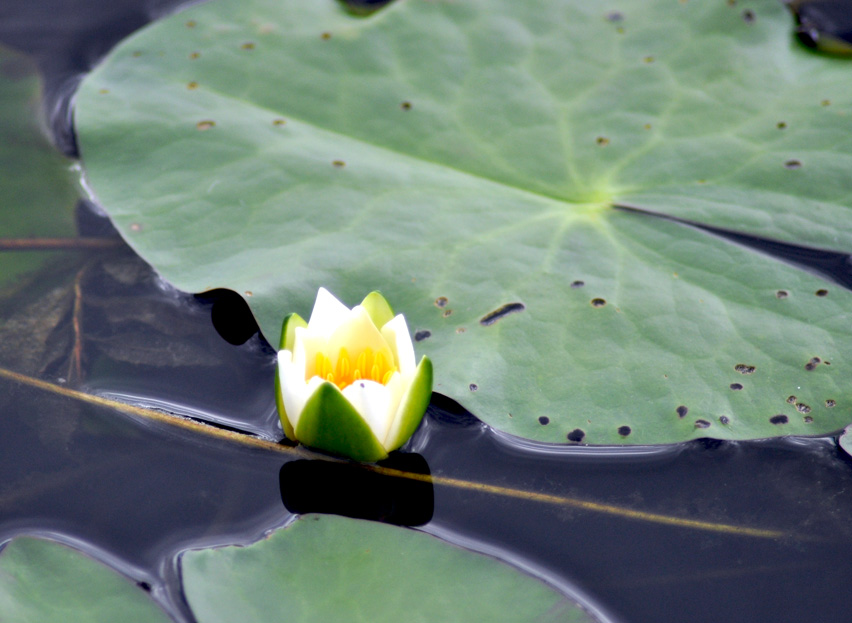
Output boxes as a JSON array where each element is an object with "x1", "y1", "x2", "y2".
[{"x1": 3, "y1": 2, "x2": 852, "y2": 622}]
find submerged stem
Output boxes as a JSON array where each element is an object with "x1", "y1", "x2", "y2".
[{"x1": 0, "y1": 366, "x2": 801, "y2": 540}]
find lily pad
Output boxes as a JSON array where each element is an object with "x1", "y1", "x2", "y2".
[
  {"x1": 75, "y1": 0, "x2": 852, "y2": 443},
  {"x1": 0, "y1": 44, "x2": 78, "y2": 294},
  {"x1": 182, "y1": 514, "x2": 594, "y2": 623},
  {"x1": 0, "y1": 537, "x2": 171, "y2": 623}
]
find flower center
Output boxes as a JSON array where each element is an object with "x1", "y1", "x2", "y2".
[{"x1": 312, "y1": 347, "x2": 397, "y2": 390}]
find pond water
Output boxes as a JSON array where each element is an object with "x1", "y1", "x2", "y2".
[{"x1": 2, "y1": 1, "x2": 852, "y2": 622}]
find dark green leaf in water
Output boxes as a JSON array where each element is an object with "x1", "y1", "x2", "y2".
[
  {"x1": 0, "y1": 537, "x2": 171, "y2": 623},
  {"x1": 75, "y1": 0, "x2": 852, "y2": 443},
  {"x1": 182, "y1": 514, "x2": 595, "y2": 623},
  {"x1": 0, "y1": 44, "x2": 78, "y2": 297},
  {"x1": 0, "y1": 44, "x2": 83, "y2": 382}
]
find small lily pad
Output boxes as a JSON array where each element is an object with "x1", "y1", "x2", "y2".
[
  {"x1": 182, "y1": 514, "x2": 596, "y2": 622},
  {"x1": 0, "y1": 537, "x2": 171, "y2": 623}
]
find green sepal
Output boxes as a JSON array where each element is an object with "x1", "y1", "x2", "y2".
[
  {"x1": 295, "y1": 382, "x2": 389, "y2": 462},
  {"x1": 385, "y1": 356, "x2": 433, "y2": 452},
  {"x1": 279, "y1": 312, "x2": 307, "y2": 351},
  {"x1": 274, "y1": 366, "x2": 297, "y2": 441},
  {"x1": 360, "y1": 291, "x2": 394, "y2": 329}
]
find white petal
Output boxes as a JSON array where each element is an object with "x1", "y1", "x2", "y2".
[
  {"x1": 341, "y1": 380, "x2": 393, "y2": 443},
  {"x1": 293, "y1": 326, "x2": 330, "y2": 379},
  {"x1": 380, "y1": 371, "x2": 407, "y2": 446},
  {"x1": 381, "y1": 314, "x2": 416, "y2": 376},
  {"x1": 278, "y1": 350, "x2": 324, "y2": 429},
  {"x1": 307, "y1": 288, "x2": 351, "y2": 336}
]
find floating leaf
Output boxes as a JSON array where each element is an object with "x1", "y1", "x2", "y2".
[
  {"x1": 75, "y1": 0, "x2": 852, "y2": 443},
  {"x1": 182, "y1": 514, "x2": 594, "y2": 623},
  {"x1": 0, "y1": 537, "x2": 171, "y2": 623},
  {"x1": 0, "y1": 44, "x2": 77, "y2": 294}
]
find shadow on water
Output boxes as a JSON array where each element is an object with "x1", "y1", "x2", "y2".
[{"x1": 2, "y1": 1, "x2": 852, "y2": 623}]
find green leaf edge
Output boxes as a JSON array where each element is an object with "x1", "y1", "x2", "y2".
[
  {"x1": 276, "y1": 312, "x2": 307, "y2": 441},
  {"x1": 294, "y1": 381, "x2": 389, "y2": 462},
  {"x1": 279, "y1": 312, "x2": 307, "y2": 351},
  {"x1": 274, "y1": 371, "x2": 297, "y2": 441},
  {"x1": 386, "y1": 356, "x2": 433, "y2": 452}
]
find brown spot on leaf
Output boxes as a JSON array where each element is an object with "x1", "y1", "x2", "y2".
[
  {"x1": 480, "y1": 302, "x2": 525, "y2": 326},
  {"x1": 567, "y1": 429, "x2": 585, "y2": 443}
]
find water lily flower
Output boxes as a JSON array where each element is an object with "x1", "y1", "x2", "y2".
[{"x1": 276, "y1": 288, "x2": 432, "y2": 462}]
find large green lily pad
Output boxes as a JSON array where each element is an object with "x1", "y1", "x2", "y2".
[
  {"x1": 0, "y1": 44, "x2": 77, "y2": 294},
  {"x1": 0, "y1": 537, "x2": 171, "y2": 623},
  {"x1": 75, "y1": 0, "x2": 852, "y2": 444},
  {"x1": 182, "y1": 514, "x2": 595, "y2": 622}
]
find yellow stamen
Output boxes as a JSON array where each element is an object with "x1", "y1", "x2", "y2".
[
  {"x1": 336, "y1": 347, "x2": 351, "y2": 379},
  {"x1": 308, "y1": 345, "x2": 396, "y2": 390}
]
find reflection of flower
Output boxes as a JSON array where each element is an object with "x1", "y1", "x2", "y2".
[{"x1": 276, "y1": 288, "x2": 432, "y2": 462}]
